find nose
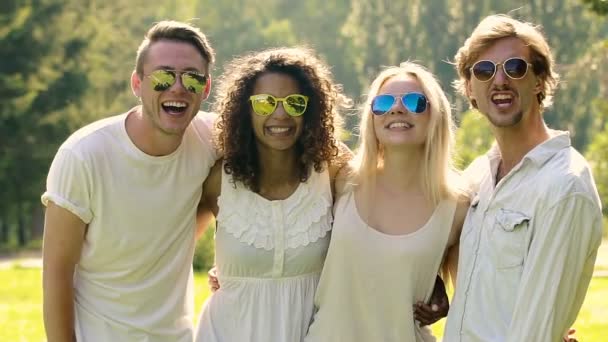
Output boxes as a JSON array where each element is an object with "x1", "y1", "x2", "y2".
[
  {"x1": 272, "y1": 101, "x2": 289, "y2": 119},
  {"x1": 169, "y1": 73, "x2": 188, "y2": 93},
  {"x1": 493, "y1": 65, "x2": 509, "y2": 85},
  {"x1": 389, "y1": 98, "x2": 406, "y2": 115}
]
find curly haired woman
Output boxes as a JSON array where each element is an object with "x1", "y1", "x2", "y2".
[{"x1": 194, "y1": 46, "x2": 351, "y2": 342}]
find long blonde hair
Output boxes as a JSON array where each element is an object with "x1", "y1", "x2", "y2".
[{"x1": 351, "y1": 62, "x2": 463, "y2": 205}]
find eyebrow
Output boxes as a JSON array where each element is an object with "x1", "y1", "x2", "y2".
[{"x1": 156, "y1": 65, "x2": 205, "y2": 73}]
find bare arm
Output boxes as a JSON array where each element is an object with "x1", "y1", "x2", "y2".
[
  {"x1": 42, "y1": 202, "x2": 86, "y2": 342},
  {"x1": 443, "y1": 195, "x2": 470, "y2": 286},
  {"x1": 414, "y1": 194, "x2": 469, "y2": 325},
  {"x1": 329, "y1": 141, "x2": 354, "y2": 200},
  {"x1": 196, "y1": 160, "x2": 222, "y2": 240}
]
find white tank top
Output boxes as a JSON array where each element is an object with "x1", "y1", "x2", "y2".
[{"x1": 305, "y1": 189, "x2": 456, "y2": 342}]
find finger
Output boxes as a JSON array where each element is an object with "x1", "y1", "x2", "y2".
[
  {"x1": 414, "y1": 307, "x2": 437, "y2": 323},
  {"x1": 415, "y1": 306, "x2": 445, "y2": 324},
  {"x1": 415, "y1": 303, "x2": 438, "y2": 316},
  {"x1": 413, "y1": 303, "x2": 433, "y2": 315}
]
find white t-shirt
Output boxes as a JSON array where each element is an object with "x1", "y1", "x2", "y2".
[{"x1": 41, "y1": 108, "x2": 217, "y2": 341}]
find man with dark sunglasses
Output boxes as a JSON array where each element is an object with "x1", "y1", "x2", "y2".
[
  {"x1": 442, "y1": 14, "x2": 602, "y2": 342},
  {"x1": 41, "y1": 21, "x2": 216, "y2": 342}
]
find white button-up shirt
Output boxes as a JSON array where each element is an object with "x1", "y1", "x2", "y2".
[{"x1": 444, "y1": 131, "x2": 603, "y2": 342}]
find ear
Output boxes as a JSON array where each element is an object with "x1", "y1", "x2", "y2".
[
  {"x1": 533, "y1": 77, "x2": 543, "y2": 95},
  {"x1": 131, "y1": 70, "x2": 142, "y2": 98},
  {"x1": 465, "y1": 80, "x2": 478, "y2": 109},
  {"x1": 464, "y1": 79, "x2": 472, "y2": 98},
  {"x1": 202, "y1": 76, "x2": 212, "y2": 100}
]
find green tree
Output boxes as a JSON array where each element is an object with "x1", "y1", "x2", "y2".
[
  {"x1": 455, "y1": 110, "x2": 494, "y2": 169},
  {"x1": 0, "y1": 0, "x2": 92, "y2": 246},
  {"x1": 586, "y1": 119, "x2": 608, "y2": 217},
  {"x1": 582, "y1": 0, "x2": 608, "y2": 14}
]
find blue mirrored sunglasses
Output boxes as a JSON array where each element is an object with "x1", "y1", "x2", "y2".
[{"x1": 370, "y1": 92, "x2": 428, "y2": 115}]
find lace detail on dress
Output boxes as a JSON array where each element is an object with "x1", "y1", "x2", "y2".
[{"x1": 217, "y1": 170, "x2": 333, "y2": 251}]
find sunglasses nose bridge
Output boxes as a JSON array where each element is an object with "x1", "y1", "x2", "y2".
[
  {"x1": 389, "y1": 96, "x2": 408, "y2": 114},
  {"x1": 270, "y1": 100, "x2": 289, "y2": 118},
  {"x1": 170, "y1": 72, "x2": 189, "y2": 92},
  {"x1": 492, "y1": 63, "x2": 510, "y2": 84}
]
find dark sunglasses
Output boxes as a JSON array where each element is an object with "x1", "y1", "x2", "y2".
[
  {"x1": 249, "y1": 94, "x2": 309, "y2": 117},
  {"x1": 145, "y1": 69, "x2": 208, "y2": 94},
  {"x1": 370, "y1": 92, "x2": 428, "y2": 116},
  {"x1": 470, "y1": 57, "x2": 533, "y2": 82}
]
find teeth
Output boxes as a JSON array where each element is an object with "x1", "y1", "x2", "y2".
[
  {"x1": 492, "y1": 94, "x2": 513, "y2": 100},
  {"x1": 388, "y1": 122, "x2": 411, "y2": 129},
  {"x1": 163, "y1": 101, "x2": 187, "y2": 107},
  {"x1": 268, "y1": 127, "x2": 290, "y2": 133}
]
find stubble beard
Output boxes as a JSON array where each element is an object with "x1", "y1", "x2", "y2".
[{"x1": 487, "y1": 109, "x2": 523, "y2": 128}]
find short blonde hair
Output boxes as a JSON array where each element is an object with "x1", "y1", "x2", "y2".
[
  {"x1": 454, "y1": 14, "x2": 559, "y2": 110},
  {"x1": 352, "y1": 62, "x2": 462, "y2": 205}
]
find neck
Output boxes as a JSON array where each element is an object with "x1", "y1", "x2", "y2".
[
  {"x1": 378, "y1": 145, "x2": 425, "y2": 190},
  {"x1": 493, "y1": 108, "x2": 550, "y2": 173},
  {"x1": 126, "y1": 106, "x2": 183, "y2": 156},
  {"x1": 257, "y1": 145, "x2": 300, "y2": 186}
]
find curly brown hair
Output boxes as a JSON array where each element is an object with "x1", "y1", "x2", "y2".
[{"x1": 214, "y1": 46, "x2": 350, "y2": 192}]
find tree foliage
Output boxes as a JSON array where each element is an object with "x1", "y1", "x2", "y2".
[
  {"x1": 455, "y1": 110, "x2": 494, "y2": 169},
  {"x1": 582, "y1": 0, "x2": 608, "y2": 14}
]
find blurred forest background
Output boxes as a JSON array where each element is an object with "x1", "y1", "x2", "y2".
[{"x1": 0, "y1": 0, "x2": 607, "y2": 263}]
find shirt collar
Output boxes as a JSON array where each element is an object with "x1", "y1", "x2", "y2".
[{"x1": 485, "y1": 130, "x2": 571, "y2": 171}]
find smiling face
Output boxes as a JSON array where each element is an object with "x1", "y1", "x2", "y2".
[
  {"x1": 250, "y1": 72, "x2": 304, "y2": 153},
  {"x1": 373, "y1": 75, "x2": 430, "y2": 148},
  {"x1": 467, "y1": 37, "x2": 541, "y2": 128},
  {"x1": 131, "y1": 39, "x2": 210, "y2": 136}
]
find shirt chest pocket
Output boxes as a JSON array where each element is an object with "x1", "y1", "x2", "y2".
[{"x1": 489, "y1": 209, "x2": 530, "y2": 269}]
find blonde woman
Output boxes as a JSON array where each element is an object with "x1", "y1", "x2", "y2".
[{"x1": 305, "y1": 62, "x2": 469, "y2": 342}]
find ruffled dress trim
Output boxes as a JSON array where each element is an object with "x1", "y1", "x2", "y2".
[{"x1": 216, "y1": 168, "x2": 333, "y2": 251}]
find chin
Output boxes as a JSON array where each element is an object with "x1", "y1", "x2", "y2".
[{"x1": 490, "y1": 112, "x2": 523, "y2": 128}]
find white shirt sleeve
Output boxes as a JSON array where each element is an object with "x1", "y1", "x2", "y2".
[
  {"x1": 505, "y1": 193, "x2": 602, "y2": 342},
  {"x1": 193, "y1": 111, "x2": 221, "y2": 160},
  {"x1": 41, "y1": 148, "x2": 93, "y2": 224}
]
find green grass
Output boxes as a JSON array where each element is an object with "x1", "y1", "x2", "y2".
[
  {"x1": 1, "y1": 267, "x2": 606, "y2": 341},
  {"x1": 429, "y1": 277, "x2": 608, "y2": 340},
  {"x1": 0, "y1": 268, "x2": 210, "y2": 342}
]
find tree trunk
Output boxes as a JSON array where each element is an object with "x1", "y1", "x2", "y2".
[
  {"x1": 17, "y1": 202, "x2": 27, "y2": 247},
  {"x1": 0, "y1": 219, "x2": 7, "y2": 244},
  {"x1": 31, "y1": 205, "x2": 44, "y2": 240}
]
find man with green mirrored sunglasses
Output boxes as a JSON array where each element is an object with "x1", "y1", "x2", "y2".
[{"x1": 41, "y1": 20, "x2": 217, "y2": 342}]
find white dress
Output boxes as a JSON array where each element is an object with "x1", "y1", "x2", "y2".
[{"x1": 195, "y1": 167, "x2": 333, "y2": 342}]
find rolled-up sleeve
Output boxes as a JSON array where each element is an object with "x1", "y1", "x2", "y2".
[
  {"x1": 506, "y1": 193, "x2": 602, "y2": 342},
  {"x1": 41, "y1": 148, "x2": 93, "y2": 224}
]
